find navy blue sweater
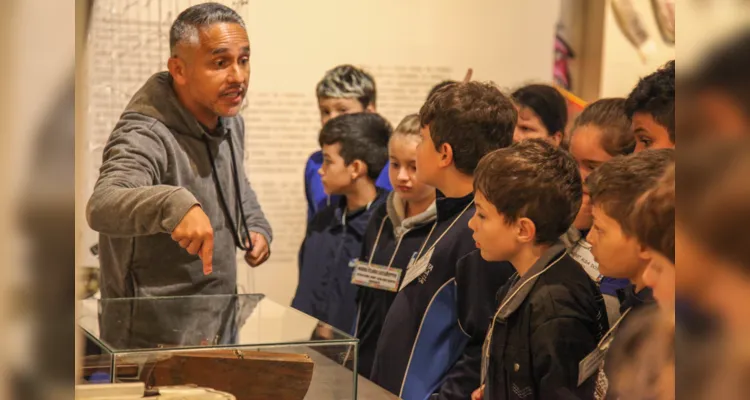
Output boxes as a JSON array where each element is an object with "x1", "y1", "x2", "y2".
[
  {"x1": 292, "y1": 190, "x2": 387, "y2": 333},
  {"x1": 355, "y1": 194, "x2": 437, "y2": 379},
  {"x1": 370, "y1": 191, "x2": 515, "y2": 400}
]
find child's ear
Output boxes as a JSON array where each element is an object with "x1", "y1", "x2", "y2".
[
  {"x1": 438, "y1": 142, "x2": 454, "y2": 168},
  {"x1": 637, "y1": 241, "x2": 652, "y2": 263},
  {"x1": 517, "y1": 217, "x2": 536, "y2": 244},
  {"x1": 350, "y1": 160, "x2": 369, "y2": 180},
  {"x1": 550, "y1": 131, "x2": 563, "y2": 147}
]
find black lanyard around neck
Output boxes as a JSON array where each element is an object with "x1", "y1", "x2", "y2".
[{"x1": 203, "y1": 132, "x2": 253, "y2": 252}]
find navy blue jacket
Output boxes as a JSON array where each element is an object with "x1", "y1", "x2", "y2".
[
  {"x1": 355, "y1": 195, "x2": 437, "y2": 379},
  {"x1": 304, "y1": 150, "x2": 392, "y2": 222},
  {"x1": 292, "y1": 190, "x2": 387, "y2": 333},
  {"x1": 602, "y1": 284, "x2": 657, "y2": 399},
  {"x1": 370, "y1": 192, "x2": 515, "y2": 400},
  {"x1": 485, "y1": 245, "x2": 609, "y2": 400}
]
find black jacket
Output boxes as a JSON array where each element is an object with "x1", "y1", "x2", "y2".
[
  {"x1": 485, "y1": 244, "x2": 609, "y2": 400},
  {"x1": 355, "y1": 193, "x2": 437, "y2": 379},
  {"x1": 370, "y1": 191, "x2": 515, "y2": 400},
  {"x1": 291, "y1": 190, "x2": 387, "y2": 333}
]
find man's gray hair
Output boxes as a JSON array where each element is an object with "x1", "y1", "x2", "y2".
[
  {"x1": 316, "y1": 65, "x2": 377, "y2": 108},
  {"x1": 169, "y1": 2, "x2": 246, "y2": 55}
]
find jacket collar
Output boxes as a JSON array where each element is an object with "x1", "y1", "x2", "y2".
[
  {"x1": 617, "y1": 284, "x2": 655, "y2": 314},
  {"x1": 497, "y1": 242, "x2": 568, "y2": 320},
  {"x1": 435, "y1": 190, "x2": 474, "y2": 222},
  {"x1": 331, "y1": 189, "x2": 387, "y2": 234}
]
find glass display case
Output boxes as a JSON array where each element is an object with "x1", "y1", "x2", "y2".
[{"x1": 78, "y1": 294, "x2": 360, "y2": 400}]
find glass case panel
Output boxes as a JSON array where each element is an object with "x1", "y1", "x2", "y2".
[{"x1": 78, "y1": 294, "x2": 359, "y2": 400}]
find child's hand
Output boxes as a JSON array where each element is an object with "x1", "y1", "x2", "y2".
[
  {"x1": 471, "y1": 385, "x2": 485, "y2": 400},
  {"x1": 315, "y1": 324, "x2": 334, "y2": 339}
]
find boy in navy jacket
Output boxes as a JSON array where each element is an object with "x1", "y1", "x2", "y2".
[
  {"x1": 292, "y1": 113, "x2": 391, "y2": 333},
  {"x1": 305, "y1": 65, "x2": 391, "y2": 222},
  {"x1": 369, "y1": 82, "x2": 517, "y2": 400},
  {"x1": 354, "y1": 114, "x2": 437, "y2": 378},
  {"x1": 469, "y1": 140, "x2": 609, "y2": 400},
  {"x1": 584, "y1": 148, "x2": 675, "y2": 397}
]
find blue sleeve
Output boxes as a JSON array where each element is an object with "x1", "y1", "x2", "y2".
[
  {"x1": 436, "y1": 253, "x2": 515, "y2": 400},
  {"x1": 304, "y1": 152, "x2": 325, "y2": 222},
  {"x1": 599, "y1": 277, "x2": 630, "y2": 297},
  {"x1": 375, "y1": 165, "x2": 392, "y2": 191}
]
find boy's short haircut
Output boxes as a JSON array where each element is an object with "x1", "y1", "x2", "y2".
[
  {"x1": 586, "y1": 149, "x2": 675, "y2": 236},
  {"x1": 677, "y1": 139, "x2": 750, "y2": 269},
  {"x1": 319, "y1": 113, "x2": 392, "y2": 181},
  {"x1": 631, "y1": 163, "x2": 675, "y2": 263},
  {"x1": 393, "y1": 114, "x2": 421, "y2": 138},
  {"x1": 625, "y1": 60, "x2": 676, "y2": 142},
  {"x1": 419, "y1": 81, "x2": 517, "y2": 175},
  {"x1": 572, "y1": 98, "x2": 636, "y2": 156},
  {"x1": 474, "y1": 139, "x2": 582, "y2": 245},
  {"x1": 511, "y1": 84, "x2": 569, "y2": 135},
  {"x1": 426, "y1": 80, "x2": 457, "y2": 101},
  {"x1": 316, "y1": 65, "x2": 377, "y2": 108}
]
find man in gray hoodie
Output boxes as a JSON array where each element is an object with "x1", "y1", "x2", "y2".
[{"x1": 87, "y1": 3, "x2": 272, "y2": 307}]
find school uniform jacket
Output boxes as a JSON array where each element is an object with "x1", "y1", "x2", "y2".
[
  {"x1": 370, "y1": 191, "x2": 516, "y2": 400},
  {"x1": 292, "y1": 190, "x2": 387, "y2": 333},
  {"x1": 600, "y1": 284, "x2": 657, "y2": 399},
  {"x1": 485, "y1": 243, "x2": 609, "y2": 400},
  {"x1": 355, "y1": 192, "x2": 438, "y2": 379}
]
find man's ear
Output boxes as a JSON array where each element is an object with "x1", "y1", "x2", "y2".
[
  {"x1": 517, "y1": 217, "x2": 537, "y2": 244},
  {"x1": 438, "y1": 142, "x2": 454, "y2": 168},
  {"x1": 350, "y1": 159, "x2": 369, "y2": 180},
  {"x1": 167, "y1": 56, "x2": 188, "y2": 86},
  {"x1": 365, "y1": 103, "x2": 376, "y2": 113}
]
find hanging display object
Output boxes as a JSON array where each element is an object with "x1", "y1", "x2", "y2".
[
  {"x1": 611, "y1": 0, "x2": 658, "y2": 62},
  {"x1": 651, "y1": 0, "x2": 676, "y2": 45}
]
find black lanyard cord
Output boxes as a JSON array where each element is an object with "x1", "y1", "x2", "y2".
[{"x1": 203, "y1": 132, "x2": 253, "y2": 252}]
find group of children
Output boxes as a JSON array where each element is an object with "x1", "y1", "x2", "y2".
[{"x1": 291, "y1": 60, "x2": 676, "y2": 399}]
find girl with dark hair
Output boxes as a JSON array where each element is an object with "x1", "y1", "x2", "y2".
[{"x1": 511, "y1": 84, "x2": 569, "y2": 147}]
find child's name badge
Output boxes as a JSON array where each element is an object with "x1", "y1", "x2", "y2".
[
  {"x1": 571, "y1": 240, "x2": 602, "y2": 282},
  {"x1": 350, "y1": 259, "x2": 402, "y2": 292},
  {"x1": 399, "y1": 247, "x2": 435, "y2": 291},
  {"x1": 577, "y1": 338, "x2": 612, "y2": 387}
]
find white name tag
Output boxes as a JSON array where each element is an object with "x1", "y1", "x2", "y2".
[
  {"x1": 571, "y1": 241, "x2": 602, "y2": 282},
  {"x1": 350, "y1": 259, "x2": 402, "y2": 292},
  {"x1": 399, "y1": 247, "x2": 435, "y2": 291},
  {"x1": 577, "y1": 338, "x2": 612, "y2": 387}
]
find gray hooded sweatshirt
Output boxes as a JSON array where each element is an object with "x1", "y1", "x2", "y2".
[{"x1": 87, "y1": 72, "x2": 272, "y2": 299}]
